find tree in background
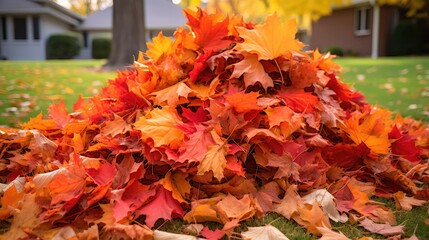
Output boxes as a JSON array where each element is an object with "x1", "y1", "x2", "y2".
[
  {"x1": 180, "y1": 0, "x2": 428, "y2": 30},
  {"x1": 104, "y1": 0, "x2": 147, "y2": 69},
  {"x1": 180, "y1": 0, "x2": 350, "y2": 30},
  {"x1": 378, "y1": 0, "x2": 428, "y2": 18},
  {"x1": 54, "y1": 0, "x2": 112, "y2": 15}
]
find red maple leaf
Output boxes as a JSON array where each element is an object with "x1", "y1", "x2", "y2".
[
  {"x1": 389, "y1": 125, "x2": 420, "y2": 162},
  {"x1": 137, "y1": 186, "x2": 184, "y2": 228},
  {"x1": 277, "y1": 87, "x2": 318, "y2": 113},
  {"x1": 48, "y1": 99, "x2": 70, "y2": 127},
  {"x1": 184, "y1": 8, "x2": 233, "y2": 53},
  {"x1": 201, "y1": 226, "x2": 226, "y2": 240}
]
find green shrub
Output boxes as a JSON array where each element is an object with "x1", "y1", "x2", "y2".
[
  {"x1": 92, "y1": 38, "x2": 111, "y2": 59},
  {"x1": 324, "y1": 46, "x2": 344, "y2": 56},
  {"x1": 46, "y1": 34, "x2": 81, "y2": 59},
  {"x1": 388, "y1": 20, "x2": 419, "y2": 56}
]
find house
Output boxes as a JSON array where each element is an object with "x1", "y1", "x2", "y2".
[
  {"x1": 76, "y1": 0, "x2": 187, "y2": 59},
  {"x1": 310, "y1": 0, "x2": 400, "y2": 57},
  {"x1": 0, "y1": 0, "x2": 187, "y2": 60},
  {"x1": 0, "y1": 0, "x2": 83, "y2": 60}
]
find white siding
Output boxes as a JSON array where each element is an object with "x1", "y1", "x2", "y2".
[
  {"x1": 1, "y1": 15, "x2": 43, "y2": 60},
  {"x1": 0, "y1": 14, "x2": 78, "y2": 60}
]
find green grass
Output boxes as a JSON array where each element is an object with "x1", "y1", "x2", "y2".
[
  {"x1": 157, "y1": 200, "x2": 429, "y2": 239},
  {"x1": 335, "y1": 56, "x2": 429, "y2": 122},
  {"x1": 0, "y1": 60, "x2": 116, "y2": 127}
]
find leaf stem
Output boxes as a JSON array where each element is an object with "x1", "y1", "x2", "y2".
[{"x1": 274, "y1": 59, "x2": 284, "y2": 84}]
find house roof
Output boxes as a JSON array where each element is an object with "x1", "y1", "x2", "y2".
[
  {"x1": 0, "y1": 0, "x2": 83, "y2": 26},
  {"x1": 78, "y1": 0, "x2": 187, "y2": 31}
]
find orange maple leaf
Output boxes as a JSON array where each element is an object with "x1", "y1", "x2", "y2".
[
  {"x1": 151, "y1": 81, "x2": 194, "y2": 107},
  {"x1": 230, "y1": 52, "x2": 273, "y2": 89},
  {"x1": 184, "y1": 8, "x2": 232, "y2": 53},
  {"x1": 160, "y1": 171, "x2": 191, "y2": 203},
  {"x1": 216, "y1": 194, "x2": 256, "y2": 223},
  {"x1": 293, "y1": 203, "x2": 332, "y2": 235},
  {"x1": 277, "y1": 87, "x2": 319, "y2": 113},
  {"x1": 226, "y1": 91, "x2": 262, "y2": 113},
  {"x1": 197, "y1": 144, "x2": 228, "y2": 181},
  {"x1": 0, "y1": 185, "x2": 24, "y2": 219},
  {"x1": 47, "y1": 164, "x2": 87, "y2": 206},
  {"x1": 340, "y1": 108, "x2": 392, "y2": 154},
  {"x1": 48, "y1": 100, "x2": 70, "y2": 128},
  {"x1": 235, "y1": 14, "x2": 303, "y2": 60},
  {"x1": 134, "y1": 106, "x2": 184, "y2": 149},
  {"x1": 145, "y1": 32, "x2": 173, "y2": 63}
]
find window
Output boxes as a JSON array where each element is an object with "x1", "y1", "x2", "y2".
[
  {"x1": 1, "y1": 17, "x2": 6, "y2": 40},
  {"x1": 355, "y1": 7, "x2": 370, "y2": 35},
  {"x1": 13, "y1": 17, "x2": 27, "y2": 40},
  {"x1": 32, "y1": 16, "x2": 40, "y2": 40},
  {"x1": 83, "y1": 31, "x2": 88, "y2": 48}
]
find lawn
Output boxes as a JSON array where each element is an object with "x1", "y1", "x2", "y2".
[
  {"x1": 0, "y1": 60, "x2": 116, "y2": 127},
  {"x1": 335, "y1": 56, "x2": 429, "y2": 122},
  {"x1": 0, "y1": 57, "x2": 428, "y2": 239}
]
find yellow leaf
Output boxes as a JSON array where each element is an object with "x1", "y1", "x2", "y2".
[
  {"x1": 152, "y1": 81, "x2": 194, "y2": 107},
  {"x1": 161, "y1": 171, "x2": 191, "y2": 203},
  {"x1": 340, "y1": 108, "x2": 392, "y2": 154},
  {"x1": 235, "y1": 14, "x2": 303, "y2": 60},
  {"x1": 197, "y1": 144, "x2": 227, "y2": 181},
  {"x1": 184, "y1": 195, "x2": 224, "y2": 223},
  {"x1": 146, "y1": 32, "x2": 173, "y2": 63},
  {"x1": 134, "y1": 107, "x2": 184, "y2": 149}
]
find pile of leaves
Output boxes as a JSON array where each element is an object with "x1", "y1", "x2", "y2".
[{"x1": 1, "y1": 8, "x2": 428, "y2": 239}]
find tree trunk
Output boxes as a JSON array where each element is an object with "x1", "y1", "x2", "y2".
[{"x1": 104, "y1": 0, "x2": 147, "y2": 70}]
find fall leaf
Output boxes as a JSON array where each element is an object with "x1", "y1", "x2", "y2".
[
  {"x1": 146, "y1": 32, "x2": 173, "y2": 63},
  {"x1": 226, "y1": 91, "x2": 262, "y2": 113},
  {"x1": 216, "y1": 194, "x2": 256, "y2": 222},
  {"x1": 231, "y1": 52, "x2": 273, "y2": 89},
  {"x1": 393, "y1": 191, "x2": 426, "y2": 211},
  {"x1": 103, "y1": 223, "x2": 153, "y2": 240},
  {"x1": 277, "y1": 87, "x2": 319, "y2": 113},
  {"x1": 48, "y1": 99, "x2": 70, "y2": 127},
  {"x1": 1, "y1": 194, "x2": 41, "y2": 239},
  {"x1": 201, "y1": 226, "x2": 226, "y2": 240},
  {"x1": 340, "y1": 108, "x2": 392, "y2": 154},
  {"x1": 160, "y1": 171, "x2": 191, "y2": 203},
  {"x1": 178, "y1": 124, "x2": 215, "y2": 163},
  {"x1": 154, "y1": 230, "x2": 202, "y2": 240},
  {"x1": 359, "y1": 218, "x2": 404, "y2": 236},
  {"x1": 316, "y1": 226, "x2": 350, "y2": 240},
  {"x1": 47, "y1": 163, "x2": 87, "y2": 207},
  {"x1": 134, "y1": 106, "x2": 184, "y2": 149},
  {"x1": 137, "y1": 186, "x2": 184, "y2": 228},
  {"x1": 302, "y1": 189, "x2": 348, "y2": 223},
  {"x1": 101, "y1": 114, "x2": 132, "y2": 137},
  {"x1": 274, "y1": 185, "x2": 305, "y2": 219},
  {"x1": 152, "y1": 81, "x2": 194, "y2": 107},
  {"x1": 293, "y1": 203, "x2": 332, "y2": 235},
  {"x1": 0, "y1": 185, "x2": 24, "y2": 219},
  {"x1": 241, "y1": 225, "x2": 290, "y2": 240},
  {"x1": 197, "y1": 143, "x2": 228, "y2": 181},
  {"x1": 235, "y1": 14, "x2": 303, "y2": 60},
  {"x1": 184, "y1": 8, "x2": 232, "y2": 53}
]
